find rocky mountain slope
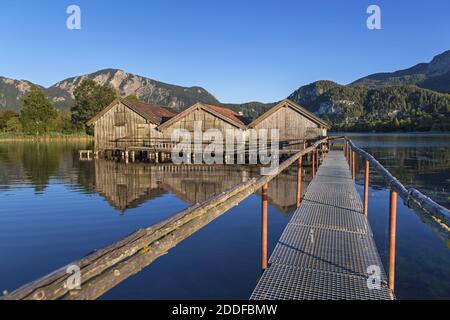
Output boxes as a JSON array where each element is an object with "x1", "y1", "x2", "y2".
[
  {"x1": 352, "y1": 50, "x2": 450, "y2": 93},
  {"x1": 1, "y1": 50, "x2": 449, "y2": 131},
  {"x1": 288, "y1": 80, "x2": 450, "y2": 131},
  {"x1": 0, "y1": 77, "x2": 40, "y2": 110},
  {"x1": 46, "y1": 69, "x2": 220, "y2": 111},
  {"x1": 1, "y1": 69, "x2": 221, "y2": 111}
]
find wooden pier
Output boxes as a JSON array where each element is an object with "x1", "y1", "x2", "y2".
[{"x1": 251, "y1": 149, "x2": 392, "y2": 300}]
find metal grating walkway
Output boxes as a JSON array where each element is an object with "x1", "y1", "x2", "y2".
[{"x1": 251, "y1": 150, "x2": 393, "y2": 300}]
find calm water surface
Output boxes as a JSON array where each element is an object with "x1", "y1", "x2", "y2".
[{"x1": 0, "y1": 133, "x2": 449, "y2": 299}]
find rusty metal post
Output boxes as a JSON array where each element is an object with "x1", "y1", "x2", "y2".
[
  {"x1": 316, "y1": 148, "x2": 320, "y2": 170},
  {"x1": 363, "y1": 160, "x2": 370, "y2": 215},
  {"x1": 347, "y1": 143, "x2": 350, "y2": 165},
  {"x1": 297, "y1": 157, "x2": 302, "y2": 208},
  {"x1": 388, "y1": 190, "x2": 398, "y2": 293},
  {"x1": 348, "y1": 146, "x2": 351, "y2": 168},
  {"x1": 351, "y1": 151, "x2": 355, "y2": 180},
  {"x1": 261, "y1": 183, "x2": 269, "y2": 270},
  {"x1": 312, "y1": 150, "x2": 316, "y2": 177}
]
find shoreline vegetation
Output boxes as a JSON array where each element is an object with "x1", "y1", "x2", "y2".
[
  {"x1": 0, "y1": 130, "x2": 448, "y2": 143},
  {"x1": 0, "y1": 132, "x2": 93, "y2": 142},
  {"x1": 1, "y1": 79, "x2": 448, "y2": 141}
]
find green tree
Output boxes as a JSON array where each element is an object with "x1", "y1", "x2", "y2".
[
  {"x1": 55, "y1": 110, "x2": 75, "y2": 133},
  {"x1": 0, "y1": 109, "x2": 18, "y2": 131},
  {"x1": 392, "y1": 118, "x2": 400, "y2": 130},
  {"x1": 19, "y1": 86, "x2": 57, "y2": 135},
  {"x1": 125, "y1": 94, "x2": 139, "y2": 102},
  {"x1": 6, "y1": 117, "x2": 23, "y2": 133},
  {"x1": 71, "y1": 79, "x2": 118, "y2": 133}
]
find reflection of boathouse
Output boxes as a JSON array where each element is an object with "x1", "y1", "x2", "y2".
[{"x1": 92, "y1": 160, "x2": 310, "y2": 213}]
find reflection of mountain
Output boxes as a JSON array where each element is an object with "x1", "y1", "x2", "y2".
[{"x1": 355, "y1": 147, "x2": 450, "y2": 208}]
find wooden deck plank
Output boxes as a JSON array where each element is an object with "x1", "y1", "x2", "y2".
[{"x1": 251, "y1": 150, "x2": 393, "y2": 300}]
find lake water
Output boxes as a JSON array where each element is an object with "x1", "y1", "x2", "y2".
[{"x1": 0, "y1": 133, "x2": 449, "y2": 300}]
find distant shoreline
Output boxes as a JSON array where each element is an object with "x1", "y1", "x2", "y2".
[
  {"x1": 330, "y1": 131, "x2": 450, "y2": 136},
  {"x1": 0, "y1": 133, "x2": 93, "y2": 142}
]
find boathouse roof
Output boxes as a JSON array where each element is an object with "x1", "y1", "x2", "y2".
[
  {"x1": 158, "y1": 102, "x2": 249, "y2": 130},
  {"x1": 249, "y1": 99, "x2": 331, "y2": 129},
  {"x1": 87, "y1": 98, "x2": 177, "y2": 126}
]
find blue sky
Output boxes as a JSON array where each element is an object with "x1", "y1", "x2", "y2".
[{"x1": 0, "y1": 0, "x2": 448, "y2": 103}]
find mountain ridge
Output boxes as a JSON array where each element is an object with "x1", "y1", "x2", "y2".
[
  {"x1": 351, "y1": 50, "x2": 450, "y2": 93},
  {"x1": 1, "y1": 49, "x2": 449, "y2": 131}
]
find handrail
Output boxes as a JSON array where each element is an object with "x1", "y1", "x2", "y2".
[{"x1": 343, "y1": 137, "x2": 450, "y2": 229}]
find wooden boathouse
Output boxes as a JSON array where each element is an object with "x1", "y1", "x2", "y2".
[
  {"x1": 85, "y1": 98, "x2": 331, "y2": 163},
  {"x1": 158, "y1": 102, "x2": 249, "y2": 136},
  {"x1": 86, "y1": 97, "x2": 177, "y2": 154},
  {"x1": 249, "y1": 99, "x2": 330, "y2": 141}
]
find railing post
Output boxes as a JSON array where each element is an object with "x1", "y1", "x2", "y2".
[
  {"x1": 351, "y1": 151, "x2": 355, "y2": 180},
  {"x1": 347, "y1": 143, "x2": 350, "y2": 165},
  {"x1": 388, "y1": 190, "x2": 398, "y2": 293},
  {"x1": 348, "y1": 145, "x2": 351, "y2": 167},
  {"x1": 261, "y1": 183, "x2": 269, "y2": 271},
  {"x1": 297, "y1": 157, "x2": 302, "y2": 208},
  {"x1": 363, "y1": 160, "x2": 370, "y2": 215},
  {"x1": 316, "y1": 148, "x2": 320, "y2": 170},
  {"x1": 312, "y1": 149, "x2": 316, "y2": 177}
]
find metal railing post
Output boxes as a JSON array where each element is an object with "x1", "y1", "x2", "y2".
[
  {"x1": 388, "y1": 190, "x2": 398, "y2": 293},
  {"x1": 297, "y1": 157, "x2": 302, "y2": 208},
  {"x1": 316, "y1": 148, "x2": 320, "y2": 170},
  {"x1": 351, "y1": 151, "x2": 355, "y2": 180},
  {"x1": 262, "y1": 183, "x2": 269, "y2": 270},
  {"x1": 312, "y1": 149, "x2": 316, "y2": 177},
  {"x1": 364, "y1": 160, "x2": 370, "y2": 215}
]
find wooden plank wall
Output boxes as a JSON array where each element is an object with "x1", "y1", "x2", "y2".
[
  {"x1": 161, "y1": 109, "x2": 245, "y2": 139},
  {"x1": 253, "y1": 106, "x2": 326, "y2": 140},
  {"x1": 93, "y1": 102, "x2": 163, "y2": 151}
]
